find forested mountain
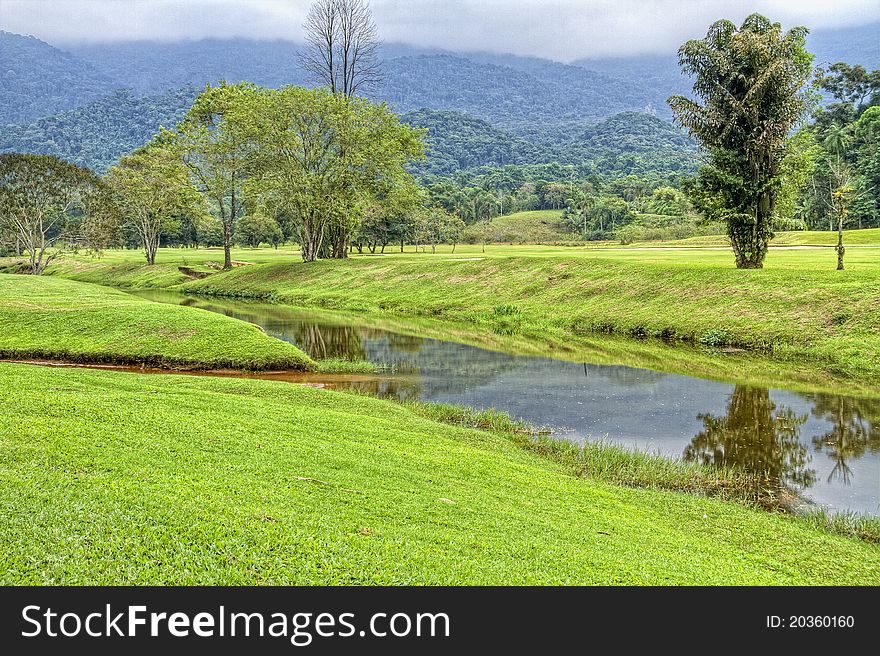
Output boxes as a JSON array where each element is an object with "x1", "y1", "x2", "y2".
[
  {"x1": 66, "y1": 39, "x2": 308, "y2": 95},
  {"x1": 66, "y1": 42, "x2": 653, "y2": 128},
  {"x1": 558, "y1": 112, "x2": 698, "y2": 176},
  {"x1": 0, "y1": 21, "x2": 872, "y2": 178},
  {"x1": 405, "y1": 109, "x2": 697, "y2": 178},
  {"x1": 383, "y1": 54, "x2": 655, "y2": 126},
  {"x1": 0, "y1": 31, "x2": 118, "y2": 124},
  {"x1": 401, "y1": 110, "x2": 553, "y2": 175},
  {"x1": 0, "y1": 87, "x2": 197, "y2": 172}
]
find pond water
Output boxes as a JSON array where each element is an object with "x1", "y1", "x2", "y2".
[{"x1": 134, "y1": 291, "x2": 880, "y2": 517}]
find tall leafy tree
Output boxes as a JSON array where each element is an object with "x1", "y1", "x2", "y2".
[
  {"x1": 175, "y1": 82, "x2": 258, "y2": 269},
  {"x1": 0, "y1": 153, "x2": 101, "y2": 274},
  {"x1": 245, "y1": 86, "x2": 423, "y2": 262},
  {"x1": 669, "y1": 14, "x2": 812, "y2": 268},
  {"x1": 104, "y1": 141, "x2": 204, "y2": 265}
]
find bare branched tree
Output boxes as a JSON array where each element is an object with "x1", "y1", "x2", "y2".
[{"x1": 299, "y1": 0, "x2": 383, "y2": 97}]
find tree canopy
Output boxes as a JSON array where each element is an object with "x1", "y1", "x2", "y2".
[{"x1": 669, "y1": 14, "x2": 812, "y2": 268}]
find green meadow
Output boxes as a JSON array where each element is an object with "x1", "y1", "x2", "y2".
[{"x1": 2, "y1": 362, "x2": 878, "y2": 585}]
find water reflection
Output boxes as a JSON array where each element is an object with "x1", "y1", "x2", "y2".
[
  {"x1": 684, "y1": 386, "x2": 814, "y2": 491},
  {"x1": 133, "y1": 291, "x2": 880, "y2": 516},
  {"x1": 809, "y1": 395, "x2": 880, "y2": 485}
]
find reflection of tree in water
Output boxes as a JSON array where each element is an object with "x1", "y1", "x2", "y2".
[
  {"x1": 292, "y1": 323, "x2": 366, "y2": 360},
  {"x1": 684, "y1": 386, "x2": 815, "y2": 490},
  {"x1": 809, "y1": 395, "x2": 880, "y2": 485}
]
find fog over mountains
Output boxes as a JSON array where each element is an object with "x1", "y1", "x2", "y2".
[{"x1": 0, "y1": 21, "x2": 877, "y2": 175}]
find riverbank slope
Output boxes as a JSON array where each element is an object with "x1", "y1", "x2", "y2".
[{"x1": 0, "y1": 275, "x2": 314, "y2": 371}]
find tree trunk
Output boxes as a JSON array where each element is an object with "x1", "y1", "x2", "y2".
[{"x1": 836, "y1": 213, "x2": 845, "y2": 271}]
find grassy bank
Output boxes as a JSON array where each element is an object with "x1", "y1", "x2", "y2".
[
  {"x1": 2, "y1": 362, "x2": 878, "y2": 585},
  {"x1": 0, "y1": 275, "x2": 314, "y2": 371},
  {"x1": 37, "y1": 244, "x2": 880, "y2": 386},
  {"x1": 175, "y1": 254, "x2": 880, "y2": 383}
]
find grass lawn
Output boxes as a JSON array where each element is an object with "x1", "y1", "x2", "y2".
[
  {"x1": 0, "y1": 275, "x2": 314, "y2": 371},
  {"x1": 1, "y1": 362, "x2": 878, "y2": 585}
]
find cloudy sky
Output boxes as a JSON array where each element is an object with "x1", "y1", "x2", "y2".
[{"x1": 1, "y1": 0, "x2": 878, "y2": 60}]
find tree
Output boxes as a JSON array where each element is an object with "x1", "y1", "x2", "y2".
[
  {"x1": 236, "y1": 211, "x2": 283, "y2": 248},
  {"x1": 299, "y1": 0, "x2": 383, "y2": 98},
  {"x1": 104, "y1": 141, "x2": 205, "y2": 265},
  {"x1": 245, "y1": 86, "x2": 423, "y2": 262},
  {"x1": 175, "y1": 82, "x2": 258, "y2": 269},
  {"x1": 813, "y1": 155, "x2": 873, "y2": 270},
  {"x1": 815, "y1": 63, "x2": 880, "y2": 111},
  {"x1": 669, "y1": 14, "x2": 812, "y2": 268},
  {"x1": 417, "y1": 207, "x2": 465, "y2": 254},
  {"x1": 0, "y1": 153, "x2": 102, "y2": 274}
]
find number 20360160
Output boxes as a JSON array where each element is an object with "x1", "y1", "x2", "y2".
[{"x1": 767, "y1": 616, "x2": 854, "y2": 629}]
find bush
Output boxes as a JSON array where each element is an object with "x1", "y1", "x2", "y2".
[{"x1": 699, "y1": 329, "x2": 732, "y2": 348}]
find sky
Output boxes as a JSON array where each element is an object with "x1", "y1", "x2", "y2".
[{"x1": 1, "y1": 0, "x2": 878, "y2": 61}]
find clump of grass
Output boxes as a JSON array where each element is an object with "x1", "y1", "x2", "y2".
[
  {"x1": 405, "y1": 401, "x2": 544, "y2": 435},
  {"x1": 315, "y1": 358, "x2": 381, "y2": 374},
  {"x1": 699, "y1": 329, "x2": 732, "y2": 348},
  {"x1": 490, "y1": 304, "x2": 522, "y2": 335},
  {"x1": 801, "y1": 509, "x2": 880, "y2": 544}
]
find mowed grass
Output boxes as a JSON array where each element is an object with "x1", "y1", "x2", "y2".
[
  {"x1": 1, "y1": 362, "x2": 878, "y2": 585},
  {"x1": 0, "y1": 275, "x2": 314, "y2": 370}
]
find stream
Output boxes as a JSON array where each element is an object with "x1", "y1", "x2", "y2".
[{"x1": 133, "y1": 290, "x2": 880, "y2": 517}]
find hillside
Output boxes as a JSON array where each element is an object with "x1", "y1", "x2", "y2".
[
  {"x1": 559, "y1": 112, "x2": 697, "y2": 176},
  {"x1": 402, "y1": 109, "x2": 553, "y2": 176},
  {"x1": 66, "y1": 38, "x2": 308, "y2": 95},
  {"x1": 0, "y1": 31, "x2": 118, "y2": 125},
  {"x1": 381, "y1": 54, "x2": 651, "y2": 128},
  {"x1": 0, "y1": 87, "x2": 198, "y2": 172},
  {"x1": 1, "y1": 97, "x2": 695, "y2": 178}
]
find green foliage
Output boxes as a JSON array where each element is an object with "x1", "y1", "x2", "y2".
[
  {"x1": 244, "y1": 86, "x2": 424, "y2": 261},
  {"x1": 0, "y1": 153, "x2": 103, "y2": 274},
  {"x1": 670, "y1": 14, "x2": 813, "y2": 268},
  {"x1": 414, "y1": 207, "x2": 466, "y2": 253},
  {"x1": 236, "y1": 211, "x2": 283, "y2": 248},
  {"x1": 174, "y1": 82, "x2": 260, "y2": 269},
  {"x1": 103, "y1": 140, "x2": 205, "y2": 265}
]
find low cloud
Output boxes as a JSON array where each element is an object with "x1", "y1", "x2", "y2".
[{"x1": 1, "y1": 0, "x2": 877, "y2": 60}]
